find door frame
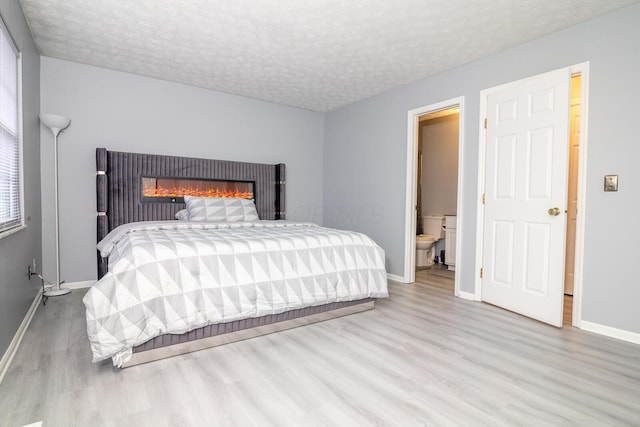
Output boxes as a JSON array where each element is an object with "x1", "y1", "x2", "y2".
[
  {"x1": 474, "y1": 62, "x2": 590, "y2": 327},
  {"x1": 403, "y1": 96, "x2": 465, "y2": 298}
]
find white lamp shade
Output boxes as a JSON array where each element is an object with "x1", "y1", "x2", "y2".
[{"x1": 40, "y1": 114, "x2": 71, "y2": 137}]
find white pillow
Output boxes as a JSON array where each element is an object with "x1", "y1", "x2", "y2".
[
  {"x1": 175, "y1": 209, "x2": 189, "y2": 220},
  {"x1": 184, "y1": 196, "x2": 259, "y2": 222}
]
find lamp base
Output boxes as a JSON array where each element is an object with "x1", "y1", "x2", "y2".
[{"x1": 44, "y1": 287, "x2": 71, "y2": 297}]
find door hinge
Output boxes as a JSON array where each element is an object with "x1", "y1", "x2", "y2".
[
  {"x1": 482, "y1": 193, "x2": 486, "y2": 204},
  {"x1": 480, "y1": 268, "x2": 483, "y2": 278},
  {"x1": 484, "y1": 118, "x2": 487, "y2": 129}
]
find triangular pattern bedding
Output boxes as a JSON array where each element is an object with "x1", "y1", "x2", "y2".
[{"x1": 84, "y1": 221, "x2": 388, "y2": 366}]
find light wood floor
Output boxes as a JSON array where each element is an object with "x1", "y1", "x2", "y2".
[{"x1": 2, "y1": 273, "x2": 640, "y2": 426}]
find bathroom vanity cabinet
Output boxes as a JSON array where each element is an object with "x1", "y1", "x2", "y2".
[{"x1": 445, "y1": 215, "x2": 457, "y2": 271}]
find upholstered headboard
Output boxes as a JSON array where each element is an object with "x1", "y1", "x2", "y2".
[{"x1": 96, "y1": 148, "x2": 285, "y2": 278}]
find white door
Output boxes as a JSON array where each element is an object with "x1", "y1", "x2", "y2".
[{"x1": 482, "y1": 68, "x2": 570, "y2": 327}]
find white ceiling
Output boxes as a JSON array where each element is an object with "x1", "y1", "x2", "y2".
[{"x1": 20, "y1": 0, "x2": 639, "y2": 112}]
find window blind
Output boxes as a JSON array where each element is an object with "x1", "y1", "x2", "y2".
[{"x1": 0, "y1": 19, "x2": 21, "y2": 234}]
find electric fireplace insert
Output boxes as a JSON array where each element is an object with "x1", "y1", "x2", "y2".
[{"x1": 141, "y1": 176, "x2": 255, "y2": 203}]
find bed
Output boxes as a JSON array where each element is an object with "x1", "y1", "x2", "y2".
[{"x1": 85, "y1": 148, "x2": 388, "y2": 367}]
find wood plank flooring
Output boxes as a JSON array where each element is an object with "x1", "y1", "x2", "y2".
[{"x1": 2, "y1": 271, "x2": 640, "y2": 426}]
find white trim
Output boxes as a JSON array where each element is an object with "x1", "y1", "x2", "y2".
[
  {"x1": 475, "y1": 63, "x2": 590, "y2": 324},
  {"x1": 387, "y1": 273, "x2": 406, "y2": 283},
  {"x1": 17, "y1": 53, "x2": 25, "y2": 232},
  {"x1": 403, "y1": 109, "x2": 419, "y2": 283},
  {"x1": 0, "y1": 289, "x2": 41, "y2": 385},
  {"x1": 457, "y1": 290, "x2": 477, "y2": 301},
  {"x1": 452, "y1": 99, "x2": 465, "y2": 298},
  {"x1": 569, "y1": 62, "x2": 590, "y2": 328},
  {"x1": 0, "y1": 223, "x2": 27, "y2": 240},
  {"x1": 405, "y1": 97, "x2": 465, "y2": 292},
  {"x1": 474, "y1": 93, "x2": 488, "y2": 302},
  {"x1": 64, "y1": 280, "x2": 95, "y2": 289},
  {"x1": 581, "y1": 321, "x2": 640, "y2": 346}
]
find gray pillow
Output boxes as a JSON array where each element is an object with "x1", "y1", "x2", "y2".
[{"x1": 184, "y1": 196, "x2": 259, "y2": 222}]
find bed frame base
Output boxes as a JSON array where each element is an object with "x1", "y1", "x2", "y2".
[{"x1": 121, "y1": 301, "x2": 375, "y2": 368}]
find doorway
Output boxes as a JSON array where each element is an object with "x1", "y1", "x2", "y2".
[
  {"x1": 416, "y1": 109, "x2": 459, "y2": 276},
  {"x1": 416, "y1": 109, "x2": 460, "y2": 287},
  {"x1": 563, "y1": 73, "x2": 582, "y2": 324},
  {"x1": 405, "y1": 97, "x2": 465, "y2": 297},
  {"x1": 475, "y1": 63, "x2": 589, "y2": 327}
]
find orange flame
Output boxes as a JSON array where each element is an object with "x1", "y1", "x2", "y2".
[{"x1": 143, "y1": 178, "x2": 253, "y2": 199}]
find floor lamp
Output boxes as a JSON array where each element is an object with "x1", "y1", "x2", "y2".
[{"x1": 40, "y1": 114, "x2": 72, "y2": 297}]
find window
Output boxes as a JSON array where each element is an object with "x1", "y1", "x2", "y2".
[{"x1": 0, "y1": 17, "x2": 22, "y2": 236}]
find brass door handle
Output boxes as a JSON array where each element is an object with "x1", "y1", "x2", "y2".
[{"x1": 548, "y1": 207, "x2": 561, "y2": 216}]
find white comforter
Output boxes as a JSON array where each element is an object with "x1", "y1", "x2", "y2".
[{"x1": 83, "y1": 221, "x2": 388, "y2": 366}]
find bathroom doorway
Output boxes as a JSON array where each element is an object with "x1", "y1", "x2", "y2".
[
  {"x1": 416, "y1": 109, "x2": 459, "y2": 283},
  {"x1": 405, "y1": 97, "x2": 465, "y2": 296}
]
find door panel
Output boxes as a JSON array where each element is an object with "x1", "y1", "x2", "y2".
[
  {"x1": 526, "y1": 127, "x2": 553, "y2": 199},
  {"x1": 491, "y1": 220, "x2": 514, "y2": 286},
  {"x1": 523, "y1": 222, "x2": 550, "y2": 295},
  {"x1": 482, "y1": 67, "x2": 570, "y2": 327},
  {"x1": 495, "y1": 135, "x2": 516, "y2": 198}
]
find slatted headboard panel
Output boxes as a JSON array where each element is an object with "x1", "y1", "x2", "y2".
[{"x1": 96, "y1": 148, "x2": 285, "y2": 278}]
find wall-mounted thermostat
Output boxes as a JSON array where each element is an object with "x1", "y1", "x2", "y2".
[{"x1": 604, "y1": 175, "x2": 618, "y2": 192}]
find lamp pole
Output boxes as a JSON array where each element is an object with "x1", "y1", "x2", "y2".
[{"x1": 39, "y1": 114, "x2": 72, "y2": 297}]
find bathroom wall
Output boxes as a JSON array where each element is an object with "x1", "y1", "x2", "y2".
[{"x1": 420, "y1": 114, "x2": 459, "y2": 217}]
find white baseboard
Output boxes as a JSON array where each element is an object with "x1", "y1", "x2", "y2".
[
  {"x1": 387, "y1": 273, "x2": 407, "y2": 283},
  {"x1": 580, "y1": 320, "x2": 640, "y2": 346},
  {"x1": 64, "y1": 280, "x2": 95, "y2": 289},
  {"x1": 0, "y1": 290, "x2": 42, "y2": 385},
  {"x1": 456, "y1": 290, "x2": 477, "y2": 301}
]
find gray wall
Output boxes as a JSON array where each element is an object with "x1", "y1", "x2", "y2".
[
  {"x1": 421, "y1": 115, "x2": 459, "y2": 217},
  {"x1": 324, "y1": 4, "x2": 640, "y2": 334},
  {"x1": 0, "y1": 0, "x2": 41, "y2": 357},
  {"x1": 40, "y1": 57, "x2": 324, "y2": 283}
]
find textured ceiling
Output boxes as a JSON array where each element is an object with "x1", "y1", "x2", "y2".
[{"x1": 20, "y1": 0, "x2": 639, "y2": 112}]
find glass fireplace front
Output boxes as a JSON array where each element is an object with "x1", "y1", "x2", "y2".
[{"x1": 142, "y1": 176, "x2": 254, "y2": 203}]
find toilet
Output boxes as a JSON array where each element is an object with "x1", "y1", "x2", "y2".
[{"x1": 416, "y1": 215, "x2": 445, "y2": 267}]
